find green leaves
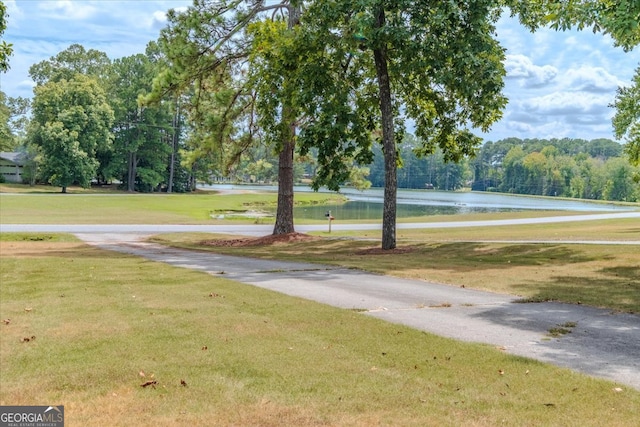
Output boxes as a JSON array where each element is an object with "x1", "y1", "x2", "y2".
[
  {"x1": 504, "y1": 0, "x2": 640, "y2": 51},
  {"x1": 30, "y1": 74, "x2": 114, "y2": 191},
  {"x1": 612, "y1": 65, "x2": 640, "y2": 176},
  {"x1": 0, "y1": 2, "x2": 12, "y2": 72}
]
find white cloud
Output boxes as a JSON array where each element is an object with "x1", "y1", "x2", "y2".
[
  {"x1": 561, "y1": 67, "x2": 625, "y2": 93},
  {"x1": 522, "y1": 91, "x2": 612, "y2": 116},
  {"x1": 504, "y1": 54, "x2": 558, "y2": 88},
  {"x1": 151, "y1": 10, "x2": 169, "y2": 27},
  {"x1": 38, "y1": 0, "x2": 98, "y2": 20}
]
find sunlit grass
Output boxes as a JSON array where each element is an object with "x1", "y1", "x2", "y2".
[
  {"x1": 1, "y1": 239, "x2": 639, "y2": 426},
  {"x1": 0, "y1": 189, "x2": 346, "y2": 224}
]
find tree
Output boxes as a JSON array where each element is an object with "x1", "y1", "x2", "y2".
[
  {"x1": 297, "y1": 0, "x2": 640, "y2": 250},
  {"x1": 29, "y1": 44, "x2": 114, "y2": 181},
  {"x1": 603, "y1": 157, "x2": 638, "y2": 201},
  {"x1": 29, "y1": 43, "x2": 111, "y2": 86},
  {"x1": 612, "y1": 65, "x2": 640, "y2": 179},
  {"x1": 147, "y1": 0, "x2": 305, "y2": 234},
  {"x1": 35, "y1": 122, "x2": 98, "y2": 193},
  {"x1": 0, "y1": 1, "x2": 12, "y2": 72},
  {"x1": 297, "y1": 1, "x2": 508, "y2": 249},
  {"x1": 30, "y1": 75, "x2": 114, "y2": 192},
  {"x1": 108, "y1": 49, "x2": 175, "y2": 192},
  {"x1": 0, "y1": 91, "x2": 14, "y2": 150}
]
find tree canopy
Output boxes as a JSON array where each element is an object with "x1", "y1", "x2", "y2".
[
  {"x1": 30, "y1": 74, "x2": 114, "y2": 192},
  {"x1": 612, "y1": 65, "x2": 640, "y2": 174},
  {"x1": 0, "y1": 1, "x2": 12, "y2": 72},
  {"x1": 29, "y1": 43, "x2": 111, "y2": 86}
]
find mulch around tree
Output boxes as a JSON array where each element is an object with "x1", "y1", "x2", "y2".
[
  {"x1": 201, "y1": 232, "x2": 320, "y2": 247},
  {"x1": 200, "y1": 232, "x2": 417, "y2": 255}
]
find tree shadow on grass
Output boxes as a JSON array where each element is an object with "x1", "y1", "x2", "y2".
[
  {"x1": 513, "y1": 266, "x2": 640, "y2": 314},
  {"x1": 367, "y1": 242, "x2": 598, "y2": 273},
  {"x1": 3, "y1": 244, "x2": 135, "y2": 260}
]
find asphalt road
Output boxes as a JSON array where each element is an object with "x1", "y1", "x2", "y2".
[
  {"x1": 2, "y1": 210, "x2": 640, "y2": 236},
  {"x1": 2, "y1": 212, "x2": 639, "y2": 390}
]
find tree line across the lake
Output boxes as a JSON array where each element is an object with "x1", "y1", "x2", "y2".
[{"x1": 1, "y1": 1, "x2": 639, "y2": 248}]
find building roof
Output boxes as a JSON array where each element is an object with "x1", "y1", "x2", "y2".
[{"x1": 0, "y1": 152, "x2": 27, "y2": 165}]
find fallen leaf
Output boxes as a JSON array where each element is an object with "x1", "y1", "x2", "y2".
[
  {"x1": 139, "y1": 370, "x2": 145, "y2": 378},
  {"x1": 498, "y1": 370, "x2": 504, "y2": 375},
  {"x1": 24, "y1": 307, "x2": 32, "y2": 312},
  {"x1": 613, "y1": 387, "x2": 623, "y2": 393},
  {"x1": 201, "y1": 345, "x2": 208, "y2": 350},
  {"x1": 141, "y1": 380, "x2": 157, "y2": 388},
  {"x1": 180, "y1": 379, "x2": 187, "y2": 387},
  {"x1": 2, "y1": 319, "x2": 10, "y2": 325}
]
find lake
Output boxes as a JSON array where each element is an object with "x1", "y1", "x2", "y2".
[{"x1": 201, "y1": 184, "x2": 638, "y2": 221}]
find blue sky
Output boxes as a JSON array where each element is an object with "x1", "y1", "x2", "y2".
[{"x1": 1, "y1": 0, "x2": 638, "y2": 143}]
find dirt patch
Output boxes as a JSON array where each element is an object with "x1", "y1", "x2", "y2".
[
  {"x1": 0, "y1": 241, "x2": 84, "y2": 257},
  {"x1": 201, "y1": 232, "x2": 320, "y2": 247},
  {"x1": 355, "y1": 246, "x2": 417, "y2": 255}
]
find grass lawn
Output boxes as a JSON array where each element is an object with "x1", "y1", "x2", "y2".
[
  {"x1": 0, "y1": 185, "x2": 346, "y2": 224},
  {"x1": 1, "y1": 237, "x2": 639, "y2": 426}
]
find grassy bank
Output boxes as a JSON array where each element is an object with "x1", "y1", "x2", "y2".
[
  {"x1": 0, "y1": 188, "x2": 346, "y2": 224},
  {"x1": 1, "y1": 238, "x2": 638, "y2": 426}
]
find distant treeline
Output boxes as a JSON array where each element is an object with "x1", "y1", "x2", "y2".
[{"x1": 364, "y1": 136, "x2": 638, "y2": 202}]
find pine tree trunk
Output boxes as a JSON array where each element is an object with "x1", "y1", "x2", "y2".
[
  {"x1": 373, "y1": 7, "x2": 397, "y2": 250},
  {"x1": 272, "y1": 3, "x2": 301, "y2": 236},
  {"x1": 273, "y1": 135, "x2": 295, "y2": 235},
  {"x1": 127, "y1": 151, "x2": 136, "y2": 192}
]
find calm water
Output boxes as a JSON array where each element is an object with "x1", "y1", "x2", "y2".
[{"x1": 201, "y1": 184, "x2": 638, "y2": 221}]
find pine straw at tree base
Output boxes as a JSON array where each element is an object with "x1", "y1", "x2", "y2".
[{"x1": 201, "y1": 232, "x2": 320, "y2": 247}]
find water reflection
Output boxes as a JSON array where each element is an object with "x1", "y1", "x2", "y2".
[
  {"x1": 292, "y1": 200, "x2": 522, "y2": 220},
  {"x1": 201, "y1": 184, "x2": 637, "y2": 221}
]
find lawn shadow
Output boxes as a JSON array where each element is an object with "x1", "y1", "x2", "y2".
[
  {"x1": 512, "y1": 266, "x2": 640, "y2": 314},
  {"x1": 1, "y1": 243, "x2": 136, "y2": 260},
  {"x1": 367, "y1": 242, "x2": 598, "y2": 273},
  {"x1": 469, "y1": 298, "x2": 640, "y2": 388}
]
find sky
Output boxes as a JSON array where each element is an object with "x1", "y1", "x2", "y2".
[{"x1": 1, "y1": 0, "x2": 638, "y2": 143}]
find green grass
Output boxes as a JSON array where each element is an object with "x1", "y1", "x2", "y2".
[
  {"x1": 1, "y1": 239, "x2": 639, "y2": 426},
  {"x1": 0, "y1": 189, "x2": 346, "y2": 224}
]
